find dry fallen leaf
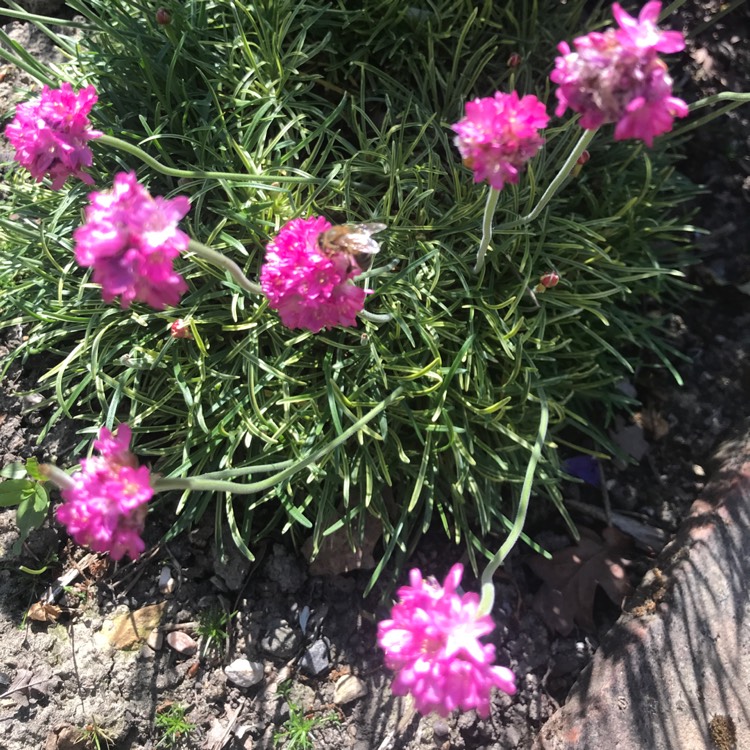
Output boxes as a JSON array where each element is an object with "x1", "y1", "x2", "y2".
[
  {"x1": 27, "y1": 602, "x2": 63, "y2": 623},
  {"x1": 634, "y1": 407, "x2": 670, "y2": 441},
  {"x1": 526, "y1": 526, "x2": 633, "y2": 635}
]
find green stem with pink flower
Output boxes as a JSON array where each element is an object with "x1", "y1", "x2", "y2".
[
  {"x1": 478, "y1": 389, "x2": 549, "y2": 617},
  {"x1": 474, "y1": 128, "x2": 598, "y2": 274}
]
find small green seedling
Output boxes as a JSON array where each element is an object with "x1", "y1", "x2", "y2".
[
  {"x1": 273, "y1": 701, "x2": 340, "y2": 750},
  {"x1": 196, "y1": 605, "x2": 235, "y2": 657},
  {"x1": 79, "y1": 719, "x2": 115, "y2": 750},
  {"x1": 154, "y1": 703, "x2": 195, "y2": 748}
]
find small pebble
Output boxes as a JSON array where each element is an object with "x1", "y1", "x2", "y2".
[
  {"x1": 432, "y1": 718, "x2": 451, "y2": 737},
  {"x1": 166, "y1": 631, "x2": 198, "y2": 656},
  {"x1": 158, "y1": 566, "x2": 176, "y2": 594},
  {"x1": 299, "y1": 639, "x2": 330, "y2": 677},
  {"x1": 333, "y1": 674, "x2": 368, "y2": 705},
  {"x1": 225, "y1": 659, "x2": 264, "y2": 688},
  {"x1": 147, "y1": 628, "x2": 163, "y2": 651}
]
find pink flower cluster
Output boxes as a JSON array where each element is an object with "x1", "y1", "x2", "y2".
[
  {"x1": 452, "y1": 91, "x2": 550, "y2": 191},
  {"x1": 4, "y1": 82, "x2": 101, "y2": 190},
  {"x1": 260, "y1": 217, "x2": 368, "y2": 333},
  {"x1": 551, "y1": 2, "x2": 688, "y2": 146},
  {"x1": 74, "y1": 172, "x2": 190, "y2": 309},
  {"x1": 377, "y1": 564, "x2": 517, "y2": 717},
  {"x1": 56, "y1": 425, "x2": 152, "y2": 560}
]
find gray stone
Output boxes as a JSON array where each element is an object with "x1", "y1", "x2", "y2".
[
  {"x1": 225, "y1": 659, "x2": 264, "y2": 688},
  {"x1": 431, "y1": 718, "x2": 451, "y2": 737},
  {"x1": 212, "y1": 526, "x2": 251, "y2": 590},
  {"x1": 158, "y1": 566, "x2": 175, "y2": 594},
  {"x1": 299, "y1": 639, "x2": 329, "y2": 676},
  {"x1": 260, "y1": 619, "x2": 300, "y2": 659},
  {"x1": 333, "y1": 674, "x2": 367, "y2": 705}
]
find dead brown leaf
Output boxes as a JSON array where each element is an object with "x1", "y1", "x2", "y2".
[
  {"x1": 526, "y1": 527, "x2": 633, "y2": 635},
  {"x1": 27, "y1": 602, "x2": 63, "y2": 623},
  {"x1": 634, "y1": 407, "x2": 670, "y2": 440}
]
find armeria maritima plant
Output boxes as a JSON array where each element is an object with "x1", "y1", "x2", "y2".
[
  {"x1": 378, "y1": 564, "x2": 516, "y2": 717},
  {"x1": 73, "y1": 172, "x2": 191, "y2": 309},
  {"x1": 4, "y1": 82, "x2": 101, "y2": 189},
  {"x1": 551, "y1": 1, "x2": 688, "y2": 146},
  {"x1": 452, "y1": 91, "x2": 549, "y2": 191},
  {"x1": 260, "y1": 217, "x2": 379, "y2": 333},
  {"x1": 50, "y1": 425, "x2": 153, "y2": 561}
]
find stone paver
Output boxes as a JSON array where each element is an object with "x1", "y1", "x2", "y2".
[{"x1": 534, "y1": 440, "x2": 750, "y2": 750}]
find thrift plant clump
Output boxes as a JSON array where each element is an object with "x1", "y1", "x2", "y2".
[{"x1": 1, "y1": 0, "x2": 741, "y2": 721}]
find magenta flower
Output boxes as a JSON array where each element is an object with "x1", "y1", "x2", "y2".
[
  {"x1": 551, "y1": 2, "x2": 687, "y2": 146},
  {"x1": 452, "y1": 91, "x2": 550, "y2": 191},
  {"x1": 260, "y1": 217, "x2": 370, "y2": 333},
  {"x1": 612, "y1": 2, "x2": 685, "y2": 54},
  {"x1": 4, "y1": 82, "x2": 101, "y2": 190},
  {"x1": 73, "y1": 172, "x2": 190, "y2": 309},
  {"x1": 377, "y1": 564, "x2": 517, "y2": 718},
  {"x1": 56, "y1": 425, "x2": 152, "y2": 560}
]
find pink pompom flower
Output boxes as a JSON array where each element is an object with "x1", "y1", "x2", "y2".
[
  {"x1": 4, "y1": 82, "x2": 101, "y2": 190},
  {"x1": 378, "y1": 563, "x2": 517, "y2": 718},
  {"x1": 612, "y1": 2, "x2": 685, "y2": 54},
  {"x1": 452, "y1": 91, "x2": 550, "y2": 191},
  {"x1": 260, "y1": 217, "x2": 372, "y2": 333},
  {"x1": 56, "y1": 424, "x2": 153, "y2": 560},
  {"x1": 551, "y1": 2, "x2": 688, "y2": 146},
  {"x1": 73, "y1": 172, "x2": 190, "y2": 309}
]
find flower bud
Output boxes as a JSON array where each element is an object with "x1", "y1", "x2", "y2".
[
  {"x1": 577, "y1": 150, "x2": 591, "y2": 165},
  {"x1": 170, "y1": 319, "x2": 193, "y2": 339},
  {"x1": 538, "y1": 271, "x2": 560, "y2": 290},
  {"x1": 507, "y1": 53, "x2": 522, "y2": 68},
  {"x1": 156, "y1": 8, "x2": 171, "y2": 25}
]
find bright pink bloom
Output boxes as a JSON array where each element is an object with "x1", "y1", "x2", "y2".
[
  {"x1": 56, "y1": 425, "x2": 152, "y2": 560},
  {"x1": 378, "y1": 564, "x2": 516, "y2": 717},
  {"x1": 4, "y1": 83, "x2": 101, "y2": 190},
  {"x1": 452, "y1": 92, "x2": 549, "y2": 191},
  {"x1": 551, "y1": 2, "x2": 687, "y2": 146},
  {"x1": 612, "y1": 2, "x2": 685, "y2": 54},
  {"x1": 74, "y1": 172, "x2": 190, "y2": 309},
  {"x1": 260, "y1": 217, "x2": 369, "y2": 333}
]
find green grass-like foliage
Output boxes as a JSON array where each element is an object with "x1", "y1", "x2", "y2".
[
  {"x1": 154, "y1": 703, "x2": 195, "y2": 748},
  {"x1": 0, "y1": 0, "x2": 697, "y2": 578}
]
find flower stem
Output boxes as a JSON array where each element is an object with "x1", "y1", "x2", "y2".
[
  {"x1": 473, "y1": 188, "x2": 501, "y2": 274},
  {"x1": 359, "y1": 310, "x2": 393, "y2": 324},
  {"x1": 96, "y1": 134, "x2": 312, "y2": 184},
  {"x1": 473, "y1": 129, "x2": 597, "y2": 274},
  {"x1": 187, "y1": 240, "x2": 262, "y2": 295},
  {"x1": 520, "y1": 128, "x2": 598, "y2": 224},
  {"x1": 38, "y1": 464, "x2": 75, "y2": 491},
  {"x1": 152, "y1": 387, "x2": 403, "y2": 495},
  {"x1": 478, "y1": 390, "x2": 549, "y2": 616}
]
